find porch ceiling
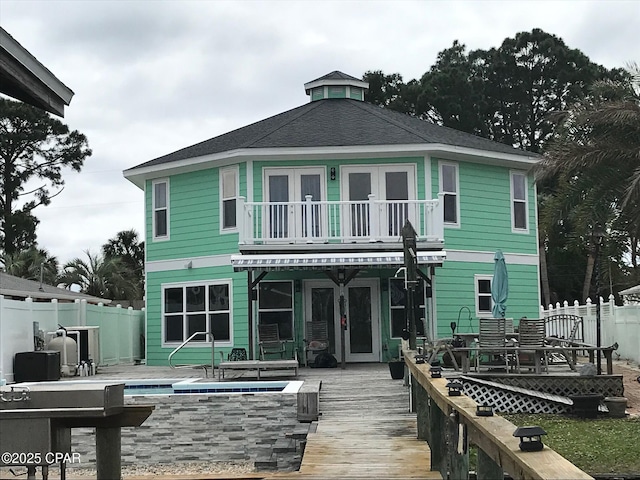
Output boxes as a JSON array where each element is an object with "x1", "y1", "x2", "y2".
[{"x1": 230, "y1": 250, "x2": 446, "y2": 271}]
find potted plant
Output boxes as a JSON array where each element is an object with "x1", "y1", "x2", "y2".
[{"x1": 388, "y1": 358, "x2": 405, "y2": 379}]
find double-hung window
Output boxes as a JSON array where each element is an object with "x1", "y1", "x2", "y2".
[
  {"x1": 220, "y1": 166, "x2": 238, "y2": 231},
  {"x1": 475, "y1": 275, "x2": 493, "y2": 317},
  {"x1": 440, "y1": 162, "x2": 459, "y2": 226},
  {"x1": 163, "y1": 282, "x2": 232, "y2": 344},
  {"x1": 153, "y1": 179, "x2": 169, "y2": 240},
  {"x1": 511, "y1": 171, "x2": 528, "y2": 232}
]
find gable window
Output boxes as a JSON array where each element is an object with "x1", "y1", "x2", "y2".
[
  {"x1": 153, "y1": 179, "x2": 169, "y2": 240},
  {"x1": 389, "y1": 278, "x2": 426, "y2": 338},
  {"x1": 440, "y1": 162, "x2": 459, "y2": 226},
  {"x1": 258, "y1": 281, "x2": 293, "y2": 340},
  {"x1": 475, "y1": 275, "x2": 493, "y2": 317},
  {"x1": 163, "y1": 281, "x2": 232, "y2": 345},
  {"x1": 511, "y1": 172, "x2": 528, "y2": 232},
  {"x1": 221, "y1": 166, "x2": 238, "y2": 231}
]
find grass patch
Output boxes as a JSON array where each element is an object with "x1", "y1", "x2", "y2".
[{"x1": 502, "y1": 414, "x2": 640, "y2": 475}]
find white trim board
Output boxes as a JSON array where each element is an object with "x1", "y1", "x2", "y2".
[{"x1": 446, "y1": 250, "x2": 538, "y2": 266}]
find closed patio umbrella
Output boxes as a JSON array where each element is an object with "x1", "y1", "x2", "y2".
[{"x1": 491, "y1": 250, "x2": 508, "y2": 318}]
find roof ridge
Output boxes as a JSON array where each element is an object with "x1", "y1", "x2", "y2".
[
  {"x1": 239, "y1": 101, "x2": 323, "y2": 148},
  {"x1": 349, "y1": 100, "x2": 435, "y2": 142}
]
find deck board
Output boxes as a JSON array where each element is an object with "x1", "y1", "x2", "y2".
[{"x1": 288, "y1": 364, "x2": 441, "y2": 479}]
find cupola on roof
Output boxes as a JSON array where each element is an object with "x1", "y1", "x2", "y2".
[{"x1": 304, "y1": 70, "x2": 369, "y2": 102}]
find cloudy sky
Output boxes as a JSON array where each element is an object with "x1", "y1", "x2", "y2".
[{"x1": 2, "y1": 0, "x2": 638, "y2": 265}]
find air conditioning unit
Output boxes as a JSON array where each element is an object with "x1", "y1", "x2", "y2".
[{"x1": 64, "y1": 326, "x2": 100, "y2": 365}]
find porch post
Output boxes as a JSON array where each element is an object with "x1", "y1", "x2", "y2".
[
  {"x1": 339, "y1": 285, "x2": 346, "y2": 370},
  {"x1": 248, "y1": 271, "x2": 254, "y2": 360}
]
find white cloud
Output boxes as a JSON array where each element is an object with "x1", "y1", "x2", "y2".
[{"x1": 2, "y1": 0, "x2": 637, "y2": 264}]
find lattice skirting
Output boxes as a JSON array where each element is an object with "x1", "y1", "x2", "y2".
[
  {"x1": 461, "y1": 380, "x2": 571, "y2": 414},
  {"x1": 471, "y1": 375, "x2": 624, "y2": 398}
]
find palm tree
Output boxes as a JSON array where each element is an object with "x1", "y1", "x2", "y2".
[
  {"x1": 59, "y1": 250, "x2": 140, "y2": 301},
  {"x1": 0, "y1": 247, "x2": 59, "y2": 285},
  {"x1": 102, "y1": 229, "x2": 144, "y2": 298},
  {"x1": 536, "y1": 63, "x2": 640, "y2": 300}
]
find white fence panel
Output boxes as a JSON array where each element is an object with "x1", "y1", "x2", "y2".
[
  {"x1": 542, "y1": 295, "x2": 640, "y2": 365},
  {"x1": 0, "y1": 295, "x2": 145, "y2": 384}
]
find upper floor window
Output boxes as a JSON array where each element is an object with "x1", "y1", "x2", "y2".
[
  {"x1": 511, "y1": 172, "x2": 528, "y2": 232},
  {"x1": 220, "y1": 166, "x2": 238, "y2": 231},
  {"x1": 153, "y1": 179, "x2": 169, "y2": 240},
  {"x1": 163, "y1": 281, "x2": 232, "y2": 345},
  {"x1": 440, "y1": 162, "x2": 459, "y2": 226},
  {"x1": 475, "y1": 274, "x2": 493, "y2": 317}
]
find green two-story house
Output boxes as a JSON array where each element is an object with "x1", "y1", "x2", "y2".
[{"x1": 124, "y1": 71, "x2": 541, "y2": 367}]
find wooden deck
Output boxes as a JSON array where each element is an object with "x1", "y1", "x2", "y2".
[{"x1": 276, "y1": 364, "x2": 441, "y2": 479}]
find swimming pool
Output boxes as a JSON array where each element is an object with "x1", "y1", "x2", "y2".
[{"x1": 63, "y1": 378, "x2": 303, "y2": 396}]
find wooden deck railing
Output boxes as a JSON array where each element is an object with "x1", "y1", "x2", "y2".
[
  {"x1": 404, "y1": 349, "x2": 594, "y2": 480},
  {"x1": 238, "y1": 194, "x2": 444, "y2": 246}
]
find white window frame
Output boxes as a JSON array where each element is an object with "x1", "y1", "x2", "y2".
[
  {"x1": 439, "y1": 161, "x2": 460, "y2": 228},
  {"x1": 510, "y1": 171, "x2": 529, "y2": 233},
  {"x1": 220, "y1": 165, "x2": 239, "y2": 233},
  {"x1": 474, "y1": 274, "x2": 494, "y2": 317},
  {"x1": 152, "y1": 179, "x2": 170, "y2": 241},
  {"x1": 161, "y1": 280, "x2": 233, "y2": 347}
]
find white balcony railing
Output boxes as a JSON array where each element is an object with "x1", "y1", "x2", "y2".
[{"x1": 238, "y1": 194, "x2": 444, "y2": 246}]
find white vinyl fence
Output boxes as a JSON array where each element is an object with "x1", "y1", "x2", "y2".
[
  {"x1": 0, "y1": 295, "x2": 144, "y2": 384},
  {"x1": 541, "y1": 295, "x2": 640, "y2": 365}
]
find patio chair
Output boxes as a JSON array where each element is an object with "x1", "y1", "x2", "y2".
[
  {"x1": 475, "y1": 318, "x2": 510, "y2": 372},
  {"x1": 304, "y1": 321, "x2": 330, "y2": 367},
  {"x1": 515, "y1": 318, "x2": 548, "y2": 373},
  {"x1": 258, "y1": 323, "x2": 287, "y2": 360}
]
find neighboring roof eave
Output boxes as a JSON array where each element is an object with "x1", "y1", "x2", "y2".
[
  {"x1": 0, "y1": 27, "x2": 74, "y2": 117},
  {"x1": 123, "y1": 143, "x2": 540, "y2": 189},
  {"x1": 0, "y1": 288, "x2": 112, "y2": 304}
]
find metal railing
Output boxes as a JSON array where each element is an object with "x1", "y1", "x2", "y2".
[
  {"x1": 238, "y1": 194, "x2": 444, "y2": 246},
  {"x1": 168, "y1": 331, "x2": 215, "y2": 378}
]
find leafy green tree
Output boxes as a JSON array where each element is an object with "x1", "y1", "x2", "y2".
[
  {"x1": 0, "y1": 99, "x2": 92, "y2": 255},
  {"x1": 59, "y1": 250, "x2": 140, "y2": 301},
  {"x1": 0, "y1": 247, "x2": 59, "y2": 285},
  {"x1": 102, "y1": 229, "x2": 144, "y2": 298},
  {"x1": 536, "y1": 64, "x2": 640, "y2": 300}
]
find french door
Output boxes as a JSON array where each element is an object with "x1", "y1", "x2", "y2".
[
  {"x1": 341, "y1": 165, "x2": 416, "y2": 239},
  {"x1": 304, "y1": 279, "x2": 381, "y2": 362},
  {"x1": 265, "y1": 167, "x2": 325, "y2": 240}
]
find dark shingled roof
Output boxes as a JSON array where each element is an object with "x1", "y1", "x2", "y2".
[
  {"x1": 128, "y1": 99, "x2": 535, "y2": 171},
  {"x1": 307, "y1": 71, "x2": 364, "y2": 83}
]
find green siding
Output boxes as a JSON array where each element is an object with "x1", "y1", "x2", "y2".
[
  {"x1": 432, "y1": 158, "x2": 537, "y2": 254},
  {"x1": 146, "y1": 163, "x2": 247, "y2": 261},
  {"x1": 146, "y1": 266, "x2": 248, "y2": 366},
  {"x1": 435, "y1": 261, "x2": 540, "y2": 338}
]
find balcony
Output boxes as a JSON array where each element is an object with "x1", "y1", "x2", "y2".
[{"x1": 238, "y1": 194, "x2": 444, "y2": 251}]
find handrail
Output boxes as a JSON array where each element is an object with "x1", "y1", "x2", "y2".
[
  {"x1": 404, "y1": 348, "x2": 594, "y2": 480},
  {"x1": 168, "y1": 331, "x2": 215, "y2": 378}
]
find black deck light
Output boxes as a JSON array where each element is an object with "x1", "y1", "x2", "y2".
[
  {"x1": 513, "y1": 426, "x2": 547, "y2": 452},
  {"x1": 430, "y1": 364, "x2": 442, "y2": 378},
  {"x1": 446, "y1": 380, "x2": 463, "y2": 396},
  {"x1": 476, "y1": 404, "x2": 494, "y2": 417}
]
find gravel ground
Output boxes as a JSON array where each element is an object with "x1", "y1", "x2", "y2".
[{"x1": 612, "y1": 358, "x2": 640, "y2": 416}]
